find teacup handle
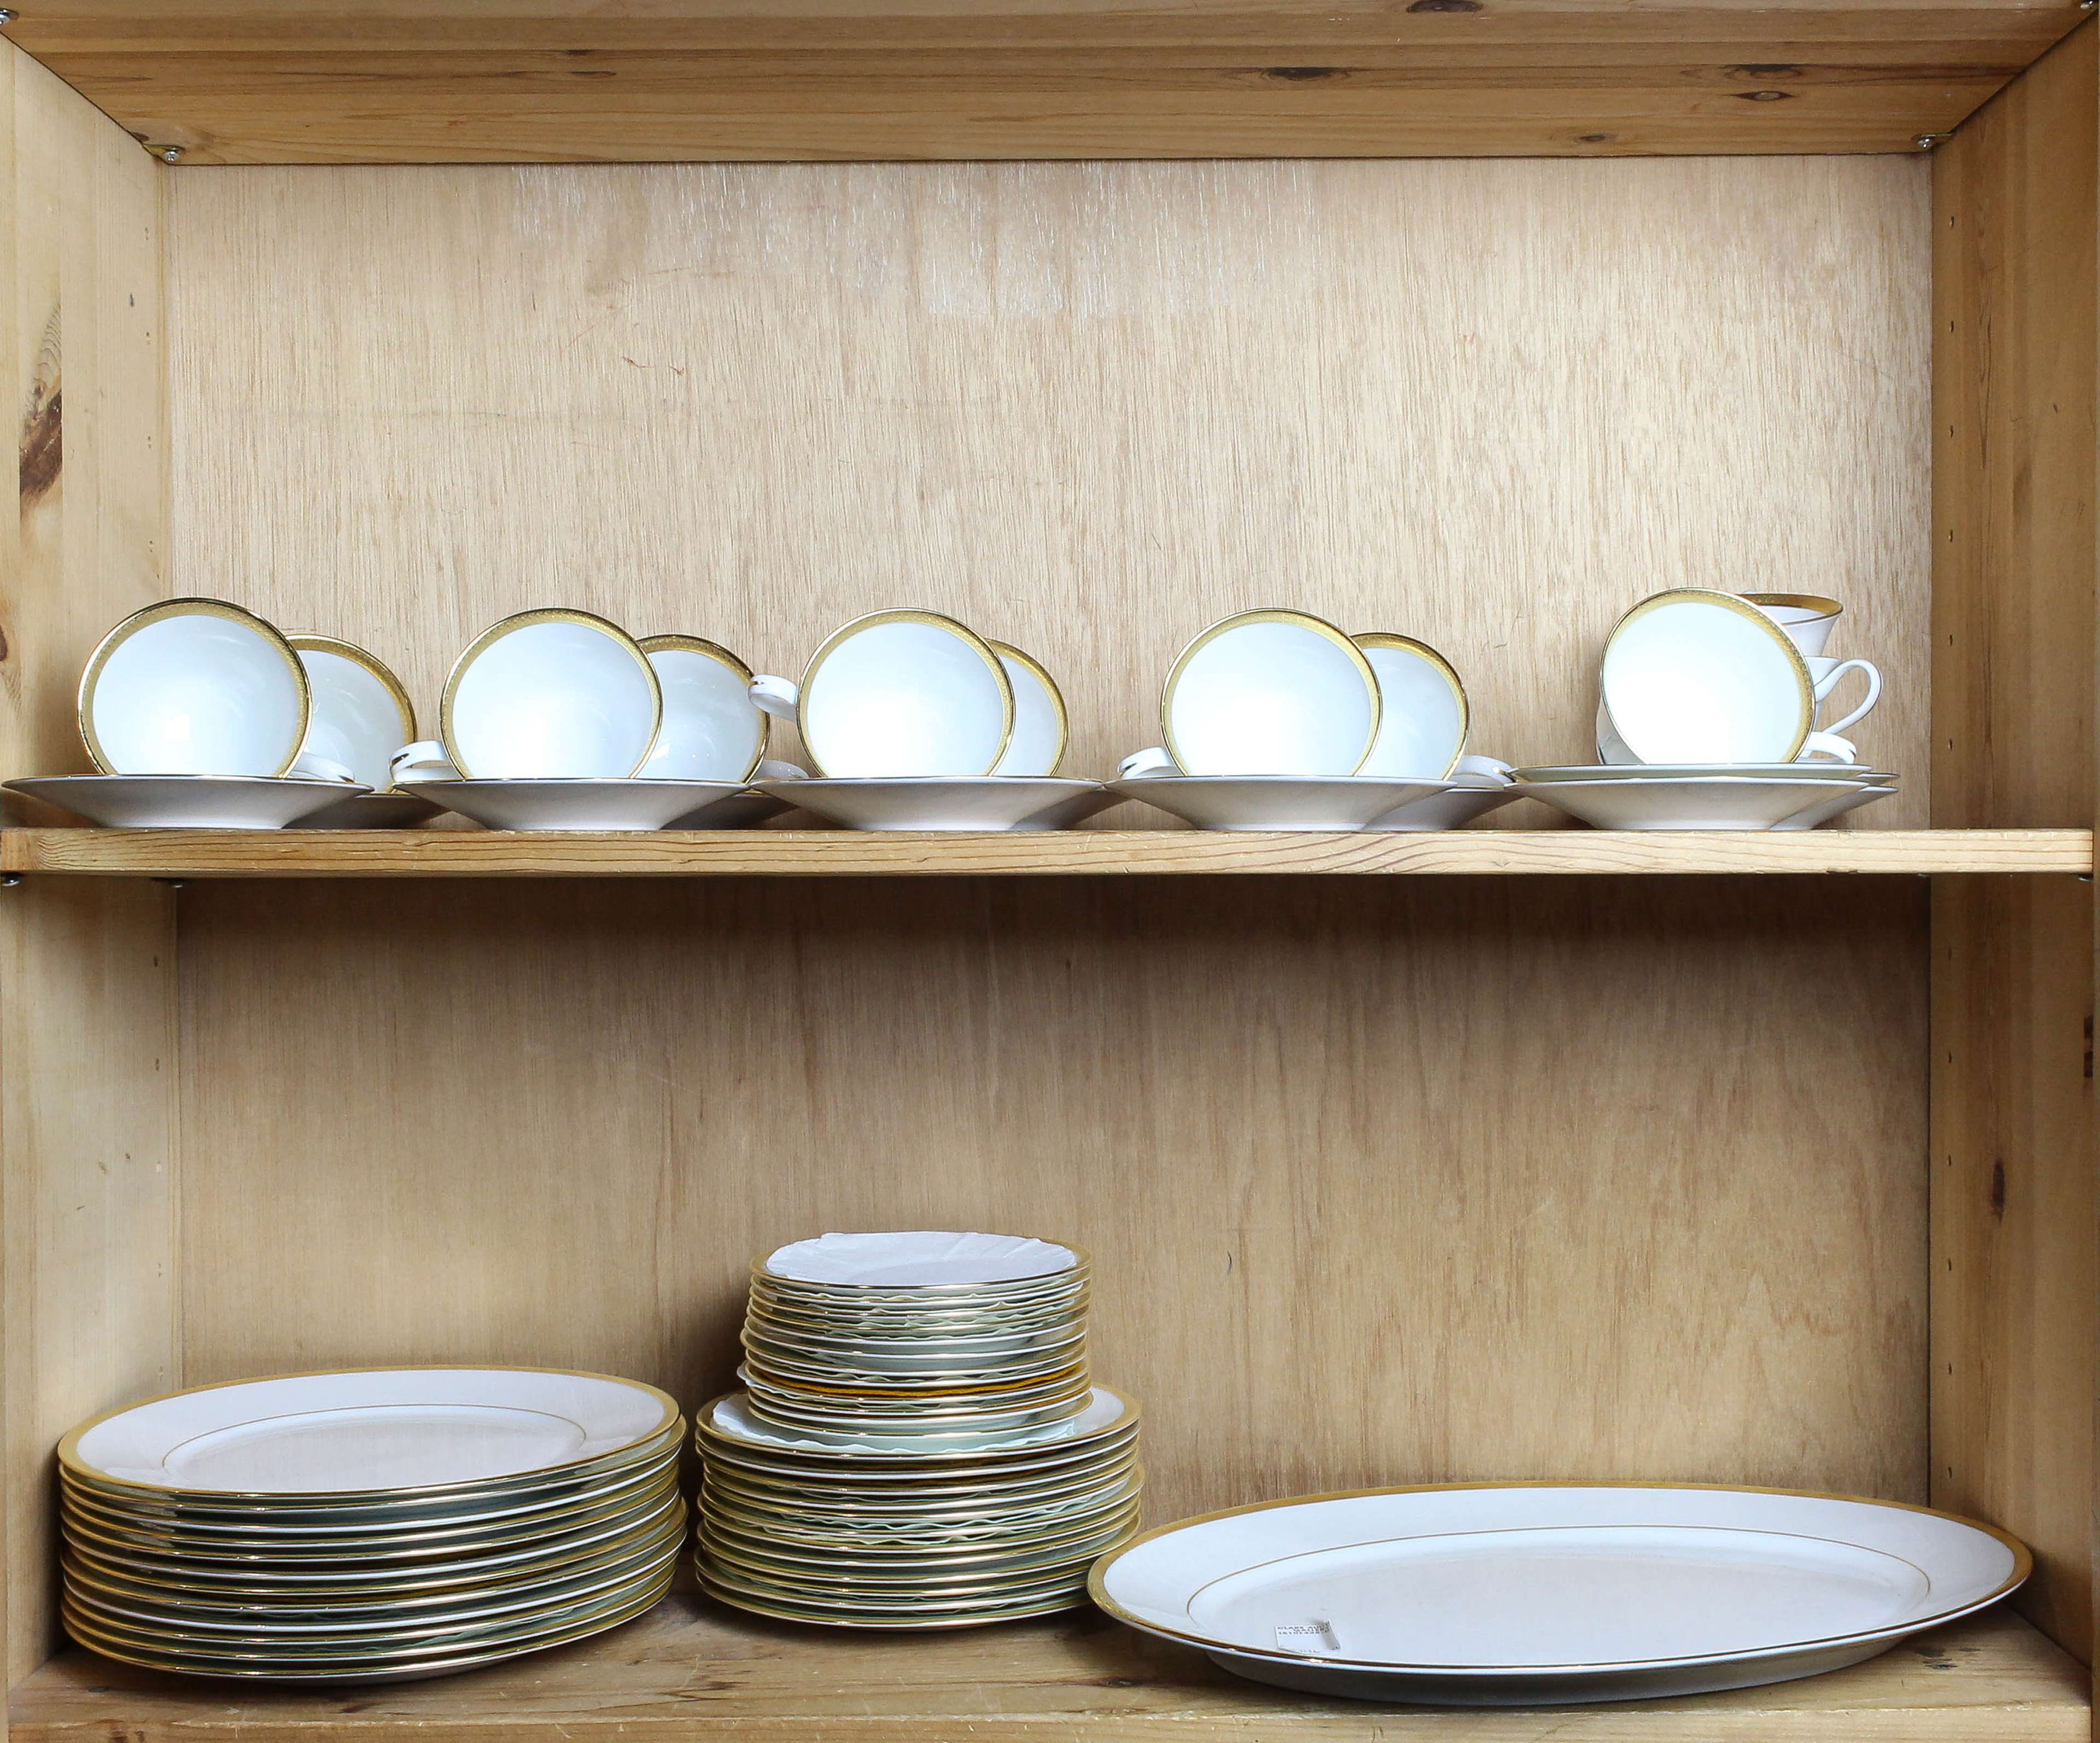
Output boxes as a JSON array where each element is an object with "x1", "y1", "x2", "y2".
[
  {"x1": 1797, "y1": 731, "x2": 1858, "y2": 764},
  {"x1": 1449, "y1": 754, "x2": 1513, "y2": 787},
  {"x1": 750, "y1": 674, "x2": 800, "y2": 723},
  {"x1": 1811, "y1": 658, "x2": 1881, "y2": 736},
  {"x1": 390, "y1": 739, "x2": 460, "y2": 784},
  {"x1": 1118, "y1": 746, "x2": 1179, "y2": 779},
  {"x1": 753, "y1": 759, "x2": 807, "y2": 783},
  {"x1": 290, "y1": 751, "x2": 357, "y2": 785}
]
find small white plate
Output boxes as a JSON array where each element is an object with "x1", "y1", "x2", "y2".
[
  {"x1": 1113, "y1": 776, "x2": 1444, "y2": 832},
  {"x1": 440, "y1": 609, "x2": 661, "y2": 781},
  {"x1": 1091, "y1": 1484, "x2": 2025, "y2": 1706},
  {"x1": 1517, "y1": 777, "x2": 1879, "y2": 831},
  {"x1": 1164, "y1": 610, "x2": 1379, "y2": 777},
  {"x1": 65, "y1": 1369, "x2": 679, "y2": 1499},
  {"x1": 288, "y1": 636, "x2": 416, "y2": 792},
  {"x1": 81, "y1": 599, "x2": 310, "y2": 778},
  {"x1": 756, "y1": 777, "x2": 1112, "y2": 833},
  {"x1": 290, "y1": 791, "x2": 442, "y2": 830},
  {"x1": 8, "y1": 774, "x2": 369, "y2": 831},
  {"x1": 400, "y1": 778, "x2": 739, "y2": 832}
]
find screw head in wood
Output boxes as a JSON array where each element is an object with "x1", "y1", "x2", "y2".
[
  {"x1": 1913, "y1": 133, "x2": 1943, "y2": 150},
  {"x1": 0, "y1": 10, "x2": 19, "y2": 22},
  {"x1": 155, "y1": 144, "x2": 185, "y2": 162}
]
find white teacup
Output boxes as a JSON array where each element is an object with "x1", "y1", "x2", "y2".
[
  {"x1": 80, "y1": 598, "x2": 311, "y2": 779},
  {"x1": 751, "y1": 610, "x2": 1013, "y2": 779},
  {"x1": 1743, "y1": 593, "x2": 1844, "y2": 657},
  {"x1": 1163, "y1": 609, "x2": 1379, "y2": 777},
  {"x1": 1804, "y1": 654, "x2": 1880, "y2": 736},
  {"x1": 440, "y1": 608, "x2": 662, "y2": 781},
  {"x1": 1600, "y1": 590, "x2": 1823, "y2": 766},
  {"x1": 635, "y1": 634, "x2": 767, "y2": 783},
  {"x1": 289, "y1": 634, "x2": 416, "y2": 792},
  {"x1": 1354, "y1": 633, "x2": 1468, "y2": 779},
  {"x1": 988, "y1": 643, "x2": 1068, "y2": 778}
]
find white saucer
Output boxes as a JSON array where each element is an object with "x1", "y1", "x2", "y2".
[
  {"x1": 7, "y1": 774, "x2": 370, "y2": 830},
  {"x1": 289, "y1": 791, "x2": 443, "y2": 830},
  {"x1": 755, "y1": 778, "x2": 1114, "y2": 832},
  {"x1": 400, "y1": 778, "x2": 748, "y2": 833},
  {"x1": 1362, "y1": 783, "x2": 1522, "y2": 832},
  {"x1": 1523, "y1": 763, "x2": 1894, "y2": 783},
  {"x1": 1771, "y1": 784, "x2": 1899, "y2": 831},
  {"x1": 1517, "y1": 777, "x2": 1887, "y2": 832},
  {"x1": 1111, "y1": 776, "x2": 1445, "y2": 832},
  {"x1": 664, "y1": 788, "x2": 793, "y2": 831}
]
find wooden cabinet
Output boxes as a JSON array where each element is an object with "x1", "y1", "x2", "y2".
[{"x1": 0, "y1": 12, "x2": 2093, "y2": 1738}]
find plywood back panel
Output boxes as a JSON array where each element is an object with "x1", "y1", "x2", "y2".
[
  {"x1": 165, "y1": 154, "x2": 1930, "y2": 815},
  {"x1": 0, "y1": 42, "x2": 174, "y2": 1684},
  {"x1": 177, "y1": 876, "x2": 1930, "y2": 1520},
  {"x1": 1928, "y1": 20, "x2": 2098, "y2": 1666}
]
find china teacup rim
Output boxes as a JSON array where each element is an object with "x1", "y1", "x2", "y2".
[
  {"x1": 796, "y1": 609, "x2": 1014, "y2": 780},
  {"x1": 78, "y1": 597, "x2": 312, "y2": 779},
  {"x1": 636, "y1": 632, "x2": 768, "y2": 784},
  {"x1": 1353, "y1": 630, "x2": 1469, "y2": 779},
  {"x1": 1603, "y1": 588, "x2": 1816, "y2": 765},
  {"x1": 1162, "y1": 608, "x2": 1380, "y2": 778},
  {"x1": 286, "y1": 633, "x2": 418, "y2": 792},
  {"x1": 986, "y1": 640, "x2": 1069, "y2": 779},
  {"x1": 439, "y1": 607, "x2": 662, "y2": 783},
  {"x1": 1741, "y1": 592, "x2": 1844, "y2": 620}
]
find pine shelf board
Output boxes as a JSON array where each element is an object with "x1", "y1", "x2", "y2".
[
  {"x1": 8, "y1": 1600, "x2": 2088, "y2": 1742},
  {"x1": 0, "y1": 827, "x2": 2087, "y2": 880},
  {"x1": 2, "y1": 2, "x2": 2089, "y2": 165}
]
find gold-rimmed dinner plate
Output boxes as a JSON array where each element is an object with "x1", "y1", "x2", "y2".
[
  {"x1": 61, "y1": 1477, "x2": 682, "y2": 1571},
  {"x1": 697, "y1": 1567, "x2": 1089, "y2": 1630},
  {"x1": 697, "y1": 1554, "x2": 1097, "y2": 1616},
  {"x1": 697, "y1": 1451, "x2": 1139, "y2": 1514},
  {"x1": 740, "y1": 1363, "x2": 1091, "y2": 1415},
  {"x1": 752, "y1": 1234, "x2": 1088, "y2": 1295},
  {"x1": 61, "y1": 1452, "x2": 676, "y2": 1543},
  {"x1": 61, "y1": 1516, "x2": 685, "y2": 1623},
  {"x1": 740, "y1": 1324, "x2": 1087, "y2": 1371},
  {"x1": 698, "y1": 1502, "x2": 1141, "y2": 1581},
  {"x1": 63, "y1": 1496, "x2": 686, "y2": 1600},
  {"x1": 60, "y1": 1414, "x2": 687, "y2": 1517},
  {"x1": 62, "y1": 1367, "x2": 682, "y2": 1505},
  {"x1": 693, "y1": 1429, "x2": 1141, "y2": 1499},
  {"x1": 61, "y1": 1563, "x2": 675, "y2": 1680},
  {"x1": 739, "y1": 1337, "x2": 1088, "y2": 1388},
  {"x1": 64, "y1": 1534, "x2": 683, "y2": 1642}
]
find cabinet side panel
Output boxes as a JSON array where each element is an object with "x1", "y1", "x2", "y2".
[
  {"x1": 1930, "y1": 20, "x2": 2099, "y2": 1665},
  {"x1": 0, "y1": 42, "x2": 174, "y2": 1685}
]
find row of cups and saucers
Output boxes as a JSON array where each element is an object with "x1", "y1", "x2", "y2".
[{"x1": 4, "y1": 592, "x2": 1894, "y2": 835}]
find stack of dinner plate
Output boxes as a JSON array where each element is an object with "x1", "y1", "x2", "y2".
[
  {"x1": 57, "y1": 1367, "x2": 686, "y2": 1682},
  {"x1": 698, "y1": 1232, "x2": 1142, "y2": 1627}
]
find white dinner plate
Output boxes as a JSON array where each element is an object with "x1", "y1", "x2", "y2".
[
  {"x1": 399, "y1": 777, "x2": 743, "y2": 832},
  {"x1": 1113, "y1": 775, "x2": 1445, "y2": 832},
  {"x1": 79, "y1": 598, "x2": 312, "y2": 778},
  {"x1": 288, "y1": 636, "x2": 416, "y2": 792},
  {"x1": 440, "y1": 609, "x2": 661, "y2": 780},
  {"x1": 65, "y1": 1368, "x2": 680, "y2": 1499},
  {"x1": 7, "y1": 774, "x2": 370, "y2": 830},
  {"x1": 701, "y1": 1386, "x2": 1135, "y2": 1462},
  {"x1": 1091, "y1": 1484, "x2": 2027, "y2": 1706},
  {"x1": 1517, "y1": 777, "x2": 1876, "y2": 831},
  {"x1": 755, "y1": 777, "x2": 1112, "y2": 832}
]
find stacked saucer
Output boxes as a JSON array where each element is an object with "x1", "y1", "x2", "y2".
[
  {"x1": 58, "y1": 1367, "x2": 686, "y2": 1682},
  {"x1": 698, "y1": 1232, "x2": 1142, "y2": 1627}
]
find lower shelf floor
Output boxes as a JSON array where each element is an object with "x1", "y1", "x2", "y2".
[{"x1": 7, "y1": 1598, "x2": 2088, "y2": 1741}]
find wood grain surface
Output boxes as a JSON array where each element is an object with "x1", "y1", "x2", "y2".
[
  {"x1": 2, "y1": 826, "x2": 2088, "y2": 879},
  {"x1": 177, "y1": 875, "x2": 1930, "y2": 1520},
  {"x1": 1928, "y1": 21, "x2": 2098, "y2": 1669},
  {"x1": 161, "y1": 154, "x2": 1930, "y2": 815},
  {"x1": 0, "y1": 42, "x2": 175, "y2": 1686},
  {"x1": 9, "y1": 1599, "x2": 2087, "y2": 1741},
  {"x1": 0, "y1": 2, "x2": 2085, "y2": 164}
]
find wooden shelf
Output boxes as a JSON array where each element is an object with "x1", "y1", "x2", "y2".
[
  {"x1": 8, "y1": 1599, "x2": 2086, "y2": 1742},
  {"x1": 3, "y1": 2, "x2": 2089, "y2": 166},
  {"x1": 0, "y1": 827, "x2": 2087, "y2": 880}
]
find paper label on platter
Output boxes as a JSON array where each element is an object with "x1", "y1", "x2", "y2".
[
  {"x1": 763, "y1": 1232, "x2": 1078, "y2": 1287},
  {"x1": 1274, "y1": 1620, "x2": 1341, "y2": 1657}
]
